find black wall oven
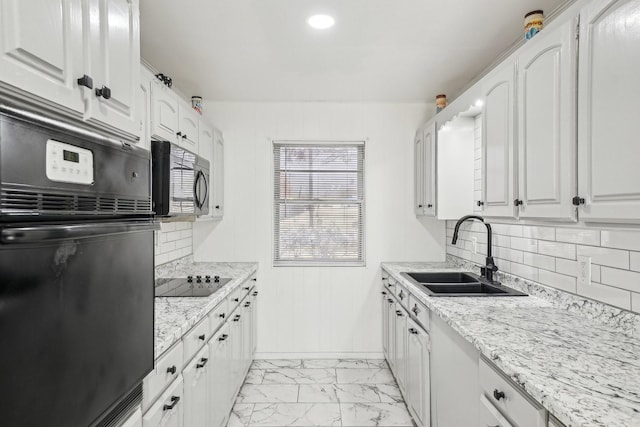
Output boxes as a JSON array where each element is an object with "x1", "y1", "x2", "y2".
[{"x1": 0, "y1": 105, "x2": 156, "y2": 427}]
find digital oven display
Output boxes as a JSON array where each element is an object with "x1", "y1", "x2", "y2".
[{"x1": 63, "y1": 150, "x2": 80, "y2": 163}]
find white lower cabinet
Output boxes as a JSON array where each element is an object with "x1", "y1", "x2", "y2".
[
  {"x1": 121, "y1": 408, "x2": 142, "y2": 427},
  {"x1": 242, "y1": 298, "x2": 253, "y2": 375},
  {"x1": 406, "y1": 318, "x2": 430, "y2": 427},
  {"x1": 209, "y1": 325, "x2": 232, "y2": 427},
  {"x1": 230, "y1": 310, "x2": 245, "y2": 397},
  {"x1": 182, "y1": 346, "x2": 210, "y2": 427},
  {"x1": 480, "y1": 394, "x2": 514, "y2": 427},
  {"x1": 394, "y1": 304, "x2": 408, "y2": 393},
  {"x1": 385, "y1": 295, "x2": 396, "y2": 369},
  {"x1": 143, "y1": 376, "x2": 184, "y2": 427}
]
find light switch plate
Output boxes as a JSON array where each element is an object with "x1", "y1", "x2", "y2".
[{"x1": 578, "y1": 256, "x2": 591, "y2": 286}]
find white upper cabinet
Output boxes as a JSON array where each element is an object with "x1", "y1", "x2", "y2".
[
  {"x1": 0, "y1": 0, "x2": 84, "y2": 111},
  {"x1": 177, "y1": 103, "x2": 199, "y2": 154},
  {"x1": 86, "y1": 0, "x2": 140, "y2": 137},
  {"x1": 517, "y1": 18, "x2": 577, "y2": 221},
  {"x1": 150, "y1": 80, "x2": 179, "y2": 142},
  {"x1": 577, "y1": 0, "x2": 640, "y2": 223},
  {"x1": 481, "y1": 62, "x2": 517, "y2": 218},
  {"x1": 0, "y1": 0, "x2": 140, "y2": 138},
  {"x1": 211, "y1": 128, "x2": 225, "y2": 218},
  {"x1": 415, "y1": 121, "x2": 436, "y2": 217}
]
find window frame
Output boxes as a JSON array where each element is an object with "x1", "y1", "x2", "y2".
[{"x1": 272, "y1": 140, "x2": 366, "y2": 267}]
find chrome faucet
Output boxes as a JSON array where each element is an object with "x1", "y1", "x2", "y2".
[{"x1": 451, "y1": 215, "x2": 499, "y2": 283}]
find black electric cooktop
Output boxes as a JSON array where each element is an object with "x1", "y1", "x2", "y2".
[{"x1": 155, "y1": 276, "x2": 232, "y2": 297}]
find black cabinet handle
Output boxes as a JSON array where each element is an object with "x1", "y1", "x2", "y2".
[
  {"x1": 381, "y1": 291, "x2": 387, "y2": 295},
  {"x1": 196, "y1": 357, "x2": 209, "y2": 368},
  {"x1": 215, "y1": 205, "x2": 220, "y2": 209},
  {"x1": 219, "y1": 313, "x2": 226, "y2": 319},
  {"x1": 387, "y1": 298, "x2": 393, "y2": 303},
  {"x1": 244, "y1": 286, "x2": 250, "y2": 291},
  {"x1": 176, "y1": 131, "x2": 182, "y2": 137},
  {"x1": 251, "y1": 278, "x2": 257, "y2": 281},
  {"x1": 252, "y1": 291, "x2": 258, "y2": 296},
  {"x1": 412, "y1": 305, "x2": 420, "y2": 315},
  {"x1": 408, "y1": 328, "x2": 418, "y2": 334},
  {"x1": 418, "y1": 204, "x2": 423, "y2": 208},
  {"x1": 182, "y1": 134, "x2": 187, "y2": 140},
  {"x1": 218, "y1": 334, "x2": 228, "y2": 341},
  {"x1": 572, "y1": 196, "x2": 585, "y2": 206},
  {"x1": 399, "y1": 290, "x2": 404, "y2": 300},
  {"x1": 77, "y1": 74, "x2": 93, "y2": 89},
  {"x1": 477, "y1": 200, "x2": 484, "y2": 207},
  {"x1": 388, "y1": 283, "x2": 395, "y2": 287},
  {"x1": 493, "y1": 389, "x2": 506, "y2": 400},
  {"x1": 233, "y1": 314, "x2": 241, "y2": 322},
  {"x1": 514, "y1": 199, "x2": 523, "y2": 206},
  {"x1": 396, "y1": 310, "x2": 403, "y2": 317},
  {"x1": 198, "y1": 334, "x2": 206, "y2": 341},
  {"x1": 233, "y1": 298, "x2": 239, "y2": 302},
  {"x1": 244, "y1": 302, "x2": 251, "y2": 307},
  {"x1": 427, "y1": 204, "x2": 433, "y2": 208},
  {"x1": 166, "y1": 365, "x2": 177, "y2": 375},
  {"x1": 95, "y1": 86, "x2": 111, "y2": 99},
  {"x1": 163, "y1": 396, "x2": 180, "y2": 411}
]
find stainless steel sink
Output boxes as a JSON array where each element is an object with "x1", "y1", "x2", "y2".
[{"x1": 400, "y1": 272, "x2": 527, "y2": 297}]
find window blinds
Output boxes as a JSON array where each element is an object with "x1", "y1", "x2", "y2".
[{"x1": 273, "y1": 142, "x2": 365, "y2": 266}]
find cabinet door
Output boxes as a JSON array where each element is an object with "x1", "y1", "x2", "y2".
[
  {"x1": 481, "y1": 63, "x2": 517, "y2": 218},
  {"x1": 394, "y1": 306, "x2": 407, "y2": 392},
  {"x1": 209, "y1": 325, "x2": 232, "y2": 427},
  {"x1": 406, "y1": 318, "x2": 430, "y2": 427},
  {"x1": 142, "y1": 377, "x2": 184, "y2": 427},
  {"x1": 151, "y1": 81, "x2": 179, "y2": 142},
  {"x1": 251, "y1": 288, "x2": 258, "y2": 355},
  {"x1": 183, "y1": 346, "x2": 210, "y2": 427},
  {"x1": 0, "y1": 0, "x2": 84, "y2": 113},
  {"x1": 121, "y1": 407, "x2": 142, "y2": 427},
  {"x1": 211, "y1": 129, "x2": 225, "y2": 218},
  {"x1": 578, "y1": 0, "x2": 640, "y2": 222},
  {"x1": 479, "y1": 394, "x2": 514, "y2": 427},
  {"x1": 137, "y1": 65, "x2": 152, "y2": 151},
  {"x1": 518, "y1": 18, "x2": 577, "y2": 221},
  {"x1": 242, "y1": 299, "x2": 253, "y2": 374},
  {"x1": 386, "y1": 297, "x2": 396, "y2": 371},
  {"x1": 381, "y1": 289, "x2": 389, "y2": 357},
  {"x1": 178, "y1": 104, "x2": 199, "y2": 154},
  {"x1": 230, "y1": 311, "x2": 244, "y2": 398},
  {"x1": 414, "y1": 129, "x2": 425, "y2": 215},
  {"x1": 88, "y1": 0, "x2": 139, "y2": 136},
  {"x1": 423, "y1": 122, "x2": 437, "y2": 217}
]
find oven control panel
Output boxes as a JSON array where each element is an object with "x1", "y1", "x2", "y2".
[{"x1": 45, "y1": 139, "x2": 94, "y2": 185}]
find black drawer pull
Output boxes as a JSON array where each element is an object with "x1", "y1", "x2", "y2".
[
  {"x1": 166, "y1": 365, "x2": 177, "y2": 375},
  {"x1": 381, "y1": 291, "x2": 387, "y2": 295},
  {"x1": 95, "y1": 85, "x2": 111, "y2": 99},
  {"x1": 233, "y1": 314, "x2": 241, "y2": 322},
  {"x1": 196, "y1": 357, "x2": 209, "y2": 368},
  {"x1": 252, "y1": 291, "x2": 258, "y2": 296},
  {"x1": 218, "y1": 334, "x2": 228, "y2": 341},
  {"x1": 408, "y1": 328, "x2": 418, "y2": 335},
  {"x1": 233, "y1": 298, "x2": 239, "y2": 302},
  {"x1": 163, "y1": 396, "x2": 180, "y2": 411},
  {"x1": 219, "y1": 313, "x2": 226, "y2": 319},
  {"x1": 244, "y1": 302, "x2": 251, "y2": 307},
  {"x1": 412, "y1": 305, "x2": 420, "y2": 315},
  {"x1": 493, "y1": 389, "x2": 506, "y2": 400},
  {"x1": 198, "y1": 334, "x2": 206, "y2": 341},
  {"x1": 77, "y1": 74, "x2": 93, "y2": 89},
  {"x1": 244, "y1": 286, "x2": 250, "y2": 290}
]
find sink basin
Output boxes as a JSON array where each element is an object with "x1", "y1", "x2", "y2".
[
  {"x1": 404, "y1": 272, "x2": 479, "y2": 284},
  {"x1": 400, "y1": 271, "x2": 527, "y2": 297}
]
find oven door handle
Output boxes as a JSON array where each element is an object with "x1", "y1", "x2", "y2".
[{"x1": 0, "y1": 221, "x2": 159, "y2": 244}]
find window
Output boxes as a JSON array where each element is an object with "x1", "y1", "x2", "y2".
[{"x1": 273, "y1": 141, "x2": 365, "y2": 266}]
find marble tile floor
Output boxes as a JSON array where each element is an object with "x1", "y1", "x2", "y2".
[{"x1": 226, "y1": 359, "x2": 416, "y2": 427}]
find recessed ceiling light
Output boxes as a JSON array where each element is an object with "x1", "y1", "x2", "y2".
[{"x1": 308, "y1": 14, "x2": 335, "y2": 29}]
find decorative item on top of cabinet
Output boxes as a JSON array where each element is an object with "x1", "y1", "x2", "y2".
[
  {"x1": 516, "y1": 17, "x2": 577, "y2": 221},
  {"x1": 524, "y1": 10, "x2": 544, "y2": 40},
  {"x1": 0, "y1": 0, "x2": 140, "y2": 139},
  {"x1": 414, "y1": 121, "x2": 436, "y2": 217},
  {"x1": 480, "y1": 61, "x2": 518, "y2": 218},
  {"x1": 577, "y1": 0, "x2": 640, "y2": 223}
]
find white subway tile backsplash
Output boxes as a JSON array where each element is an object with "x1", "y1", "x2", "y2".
[
  {"x1": 601, "y1": 230, "x2": 640, "y2": 251},
  {"x1": 630, "y1": 252, "x2": 640, "y2": 272},
  {"x1": 600, "y1": 267, "x2": 640, "y2": 292},
  {"x1": 538, "y1": 240, "x2": 576, "y2": 260},
  {"x1": 523, "y1": 252, "x2": 555, "y2": 271},
  {"x1": 576, "y1": 245, "x2": 629, "y2": 269},
  {"x1": 522, "y1": 225, "x2": 556, "y2": 241},
  {"x1": 592, "y1": 265, "x2": 601, "y2": 283},
  {"x1": 556, "y1": 228, "x2": 601, "y2": 245},
  {"x1": 154, "y1": 221, "x2": 193, "y2": 266},
  {"x1": 538, "y1": 270, "x2": 577, "y2": 293},
  {"x1": 577, "y1": 282, "x2": 631, "y2": 310},
  {"x1": 510, "y1": 237, "x2": 538, "y2": 253},
  {"x1": 510, "y1": 263, "x2": 539, "y2": 282},
  {"x1": 493, "y1": 246, "x2": 524, "y2": 264},
  {"x1": 556, "y1": 258, "x2": 577, "y2": 277},
  {"x1": 492, "y1": 223, "x2": 523, "y2": 237},
  {"x1": 493, "y1": 234, "x2": 511, "y2": 248},
  {"x1": 632, "y1": 293, "x2": 640, "y2": 312}
]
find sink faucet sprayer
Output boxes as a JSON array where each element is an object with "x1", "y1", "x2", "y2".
[{"x1": 451, "y1": 215, "x2": 499, "y2": 283}]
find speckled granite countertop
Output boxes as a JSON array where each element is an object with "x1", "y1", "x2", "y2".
[
  {"x1": 381, "y1": 260, "x2": 640, "y2": 427},
  {"x1": 154, "y1": 257, "x2": 258, "y2": 358}
]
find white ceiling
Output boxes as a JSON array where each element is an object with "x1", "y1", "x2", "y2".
[{"x1": 140, "y1": 0, "x2": 568, "y2": 103}]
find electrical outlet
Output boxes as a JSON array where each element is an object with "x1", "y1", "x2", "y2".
[
  {"x1": 578, "y1": 256, "x2": 591, "y2": 286},
  {"x1": 472, "y1": 237, "x2": 478, "y2": 254}
]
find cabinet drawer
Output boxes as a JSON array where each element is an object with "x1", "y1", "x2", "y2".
[
  {"x1": 210, "y1": 298, "x2": 229, "y2": 334},
  {"x1": 143, "y1": 341, "x2": 184, "y2": 411},
  {"x1": 183, "y1": 316, "x2": 211, "y2": 363},
  {"x1": 228, "y1": 287, "x2": 243, "y2": 313},
  {"x1": 480, "y1": 394, "x2": 514, "y2": 427},
  {"x1": 238, "y1": 276, "x2": 255, "y2": 300},
  {"x1": 143, "y1": 376, "x2": 184, "y2": 427},
  {"x1": 408, "y1": 294, "x2": 430, "y2": 331},
  {"x1": 386, "y1": 275, "x2": 398, "y2": 293},
  {"x1": 479, "y1": 358, "x2": 545, "y2": 427},
  {"x1": 395, "y1": 284, "x2": 409, "y2": 309}
]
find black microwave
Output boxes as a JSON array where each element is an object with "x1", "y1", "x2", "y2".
[{"x1": 151, "y1": 140, "x2": 210, "y2": 217}]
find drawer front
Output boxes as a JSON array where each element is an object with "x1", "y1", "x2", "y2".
[
  {"x1": 479, "y1": 359, "x2": 545, "y2": 427},
  {"x1": 408, "y1": 294, "x2": 430, "y2": 331},
  {"x1": 238, "y1": 276, "x2": 254, "y2": 300},
  {"x1": 479, "y1": 394, "x2": 514, "y2": 427},
  {"x1": 395, "y1": 284, "x2": 409, "y2": 309},
  {"x1": 228, "y1": 287, "x2": 243, "y2": 313},
  {"x1": 386, "y1": 275, "x2": 398, "y2": 293},
  {"x1": 183, "y1": 316, "x2": 211, "y2": 364},
  {"x1": 210, "y1": 298, "x2": 229, "y2": 334},
  {"x1": 143, "y1": 342, "x2": 184, "y2": 410},
  {"x1": 143, "y1": 376, "x2": 184, "y2": 427}
]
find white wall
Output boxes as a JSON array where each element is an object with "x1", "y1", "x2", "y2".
[{"x1": 193, "y1": 102, "x2": 445, "y2": 357}]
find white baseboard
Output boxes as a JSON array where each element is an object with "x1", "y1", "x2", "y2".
[{"x1": 254, "y1": 352, "x2": 384, "y2": 360}]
